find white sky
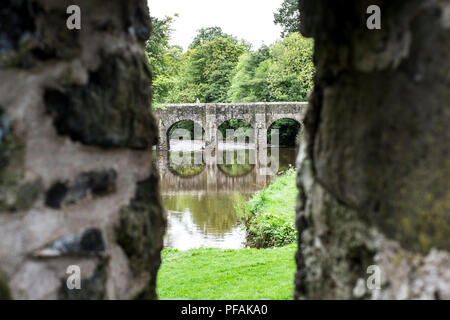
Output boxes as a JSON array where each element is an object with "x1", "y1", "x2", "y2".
[{"x1": 147, "y1": 0, "x2": 284, "y2": 51}]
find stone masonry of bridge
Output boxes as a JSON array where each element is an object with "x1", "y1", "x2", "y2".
[{"x1": 153, "y1": 102, "x2": 308, "y2": 151}]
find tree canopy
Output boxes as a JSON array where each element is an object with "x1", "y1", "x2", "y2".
[
  {"x1": 273, "y1": 0, "x2": 300, "y2": 37},
  {"x1": 146, "y1": 19, "x2": 314, "y2": 106}
]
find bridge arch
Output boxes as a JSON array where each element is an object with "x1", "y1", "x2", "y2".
[
  {"x1": 154, "y1": 102, "x2": 308, "y2": 150},
  {"x1": 165, "y1": 119, "x2": 205, "y2": 151},
  {"x1": 217, "y1": 118, "x2": 255, "y2": 144},
  {"x1": 167, "y1": 151, "x2": 206, "y2": 178},
  {"x1": 267, "y1": 118, "x2": 302, "y2": 147}
]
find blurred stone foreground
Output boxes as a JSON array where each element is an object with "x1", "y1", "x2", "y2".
[
  {"x1": 0, "y1": 0, "x2": 449, "y2": 300},
  {"x1": 0, "y1": 0, "x2": 166, "y2": 299}
]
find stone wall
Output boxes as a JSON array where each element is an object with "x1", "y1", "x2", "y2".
[
  {"x1": 295, "y1": 0, "x2": 450, "y2": 299},
  {"x1": 0, "y1": 0, "x2": 166, "y2": 299}
]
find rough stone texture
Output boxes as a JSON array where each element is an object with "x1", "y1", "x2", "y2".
[
  {"x1": 45, "y1": 169, "x2": 117, "y2": 209},
  {"x1": 33, "y1": 227, "x2": 106, "y2": 258},
  {"x1": 295, "y1": 0, "x2": 450, "y2": 299},
  {"x1": 58, "y1": 257, "x2": 108, "y2": 300},
  {"x1": 0, "y1": 107, "x2": 41, "y2": 212},
  {"x1": 0, "y1": 0, "x2": 166, "y2": 299},
  {"x1": 44, "y1": 52, "x2": 157, "y2": 149},
  {"x1": 0, "y1": 0, "x2": 81, "y2": 69},
  {"x1": 115, "y1": 169, "x2": 166, "y2": 299}
]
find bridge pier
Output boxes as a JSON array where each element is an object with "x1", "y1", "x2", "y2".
[{"x1": 158, "y1": 119, "x2": 169, "y2": 150}]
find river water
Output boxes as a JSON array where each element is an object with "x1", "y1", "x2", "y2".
[{"x1": 155, "y1": 141, "x2": 297, "y2": 250}]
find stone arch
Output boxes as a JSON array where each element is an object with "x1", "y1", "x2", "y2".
[
  {"x1": 266, "y1": 113, "x2": 303, "y2": 128},
  {"x1": 167, "y1": 152, "x2": 206, "y2": 178},
  {"x1": 217, "y1": 118, "x2": 255, "y2": 144},
  {"x1": 163, "y1": 119, "x2": 205, "y2": 151},
  {"x1": 267, "y1": 117, "x2": 302, "y2": 147}
]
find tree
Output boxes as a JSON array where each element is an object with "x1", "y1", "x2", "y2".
[
  {"x1": 145, "y1": 15, "x2": 175, "y2": 76},
  {"x1": 266, "y1": 32, "x2": 314, "y2": 101},
  {"x1": 274, "y1": 0, "x2": 300, "y2": 37},
  {"x1": 228, "y1": 46, "x2": 272, "y2": 102},
  {"x1": 170, "y1": 37, "x2": 246, "y2": 103},
  {"x1": 145, "y1": 15, "x2": 182, "y2": 105},
  {"x1": 229, "y1": 33, "x2": 314, "y2": 103},
  {"x1": 188, "y1": 26, "x2": 237, "y2": 49}
]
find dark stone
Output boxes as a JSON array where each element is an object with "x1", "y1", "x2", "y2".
[
  {"x1": 33, "y1": 227, "x2": 105, "y2": 258},
  {"x1": 45, "y1": 182, "x2": 69, "y2": 209},
  {"x1": 44, "y1": 52, "x2": 157, "y2": 149},
  {"x1": 122, "y1": 1, "x2": 152, "y2": 41},
  {"x1": 0, "y1": 0, "x2": 38, "y2": 54},
  {"x1": 58, "y1": 258, "x2": 108, "y2": 300},
  {"x1": 45, "y1": 169, "x2": 117, "y2": 209},
  {"x1": 115, "y1": 169, "x2": 166, "y2": 299},
  {"x1": 0, "y1": 108, "x2": 12, "y2": 170},
  {"x1": 80, "y1": 228, "x2": 106, "y2": 253},
  {"x1": 0, "y1": 0, "x2": 80, "y2": 68}
]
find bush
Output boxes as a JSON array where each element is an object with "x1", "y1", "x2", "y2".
[{"x1": 236, "y1": 168, "x2": 298, "y2": 248}]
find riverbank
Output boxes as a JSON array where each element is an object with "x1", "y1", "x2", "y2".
[
  {"x1": 157, "y1": 244, "x2": 296, "y2": 300},
  {"x1": 236, "y1": 168, "x2": 298, "y2": 248},
  {"x1": 157, "y1": 169, "x2": 299, "y2": 299}
]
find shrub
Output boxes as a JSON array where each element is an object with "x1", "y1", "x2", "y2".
[{"x1": 236, "y1": 168, "x2": 298, "y2": 248}]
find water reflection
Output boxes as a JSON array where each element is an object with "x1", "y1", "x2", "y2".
[
  {"x1": 163, "y1": 195, "x2": 246, "y2": 250},
  {"x1": 155, "y1": 146, "x2": 297, "y2": 250}
]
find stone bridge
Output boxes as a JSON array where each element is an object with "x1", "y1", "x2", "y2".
[{"x1": 153, "y1": 102, "x2": 308, "y2": 150}]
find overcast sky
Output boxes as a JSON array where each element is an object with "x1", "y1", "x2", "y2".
[{"x1": 147, "y1": 0, "x2": 284, "y2": 51}]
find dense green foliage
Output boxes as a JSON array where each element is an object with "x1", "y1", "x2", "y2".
[
  {"x1": 188, "y1": 26, "x2": 239, "y2": 49},
  {"x1": 157, "y1": 245, "x2": 296, "y2": 300},
  {"x1": 236, "y1": 169, "x2": 298, "y2": 248},
  {"x1": 273, "y1": 0, "x2": 300, "y2": 37},
  {"x1": 146, "y1": 21, "x2": 314, "y2": 105},
  {"x1": 146, "y1": 15, "x2": 183, "y2": 107}
]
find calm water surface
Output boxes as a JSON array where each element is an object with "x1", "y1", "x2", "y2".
[{"x1": 155, "y1": 144, "x2": 297, "y2": 250}]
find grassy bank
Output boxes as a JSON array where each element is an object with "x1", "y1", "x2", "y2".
[
  {"x1": 157, "y1": 245, "x2": 296, "y2": 300},
  {"x1": 236, "y1": 168, "x2": 298, "y2": 248},
  {"x1": 157, "y1": 168, "x2": 299, "y2": 300}
]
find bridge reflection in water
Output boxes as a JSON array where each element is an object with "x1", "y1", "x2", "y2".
[{"x1": 155, "y1": 146, "x2": 297, "y2": 250}]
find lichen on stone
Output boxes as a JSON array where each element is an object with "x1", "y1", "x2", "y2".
[
  {"x1": 115, "y1": 169, "x2": 166, "y2": 299},
  {"x1": 0, "y1": 0, "x2": 80, "y2": 68},
  {"x1": 58, "y1": 257, "x2": 108, "y2": 300},
  {"x1": 0, "y1": 270, "x2": 12, "y2": 300},
  {"x1": 44, "y1": 52, "x2": 157, "y2": 149},
  {"x1": 0, "y1": 107, "x2": 40, "y2": 212}
]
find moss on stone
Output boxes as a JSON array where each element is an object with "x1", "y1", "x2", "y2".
[
  {"x1": 0, "y1": 107, "x2": 40, "y2": 213},
  {"x1": 115, "y1": 170, "x2": 166, "y2": 299},
  {"x1": 0, "y1": 0, "x2": 80, "y2": 69},
  {"x1": 44, "y1": 52, "x2": 157, "y2": 150},
  {"x1": 0, "y1": 270, "x2": 12, "y2": 300},
  {"x1": 58, "y1": 258, "x2": 108, "y2": 300},
  {"x1": 45, "y1": 169, "x2": 117, "y2": 209}
]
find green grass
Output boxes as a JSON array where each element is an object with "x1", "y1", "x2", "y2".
[
  {"x1": 236, "y1": 168, "x2": 298, "y2": 248},
  {"x1": 157, "y1": 168, "x2": 299, "y2": 300},
  {"x1": 157, "y1": 244, "x2": 296, "y2": 300}
]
